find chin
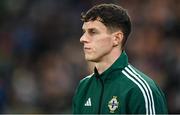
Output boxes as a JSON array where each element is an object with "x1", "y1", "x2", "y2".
[
  {"x1": 85, "y1": 55, "x2": 94, "y2": 61},
  {"x1": 85, "y1": 56, "x2": 99, "y2": 62},
  {"x1": 85, "y1": 57, "x2": 94, "y2": 61}
]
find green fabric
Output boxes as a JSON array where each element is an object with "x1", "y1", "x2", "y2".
[{"x1": 73, "y1": 51, "x2": 168, "y2": 114}]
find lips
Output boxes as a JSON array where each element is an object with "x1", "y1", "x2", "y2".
[
  {"x1": 84, "y1": 47, "x2": 92, "y2": 52},
  {"x1": 84, "y1": 47, "x2": 90, "y2": 49}
]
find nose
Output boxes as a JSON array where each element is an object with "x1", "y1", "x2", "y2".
[{"x1": 80, "y1": 33, "x2": 88, "y2": 43}]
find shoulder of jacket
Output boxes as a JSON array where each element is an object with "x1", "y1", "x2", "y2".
[
  {"x1": 80, "y1": 73, "x2": 94, "y2": 83},
  {"x1": 121, "y1": 64, "x2": 160, "y2": 95},
  {"x1": 74, "y1": 73, "x2": 94, "y2": 95}
]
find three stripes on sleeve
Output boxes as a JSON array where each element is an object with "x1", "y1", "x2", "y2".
[{"x1": 122, "y1": 65, "x2": 155, "y2": 115}]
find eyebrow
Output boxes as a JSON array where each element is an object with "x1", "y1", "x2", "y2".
[{"x1": 82, "y1": 27, "x2": 98, "y2": 32}]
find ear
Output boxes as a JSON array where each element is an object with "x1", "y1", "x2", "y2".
[{"x1": 112, "y1": 31, "x2": 123, "y2": 47}]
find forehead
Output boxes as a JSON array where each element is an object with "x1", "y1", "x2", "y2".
[{"x1": 82, "y1": 20, "x2": 108, "y2": 31}]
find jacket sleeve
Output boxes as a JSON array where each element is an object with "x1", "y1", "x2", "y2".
[
  {"x1": 127, "y1": 86, "x2": 147, "y2": 114},
  {"x1": 72, "y1": 93, "x2": 77, "y2": 113},
  {"x1": 127, "y1": 85, "x2": 168, "y2": 114},
  {"x1": 72, "y1": 77, "x2": 87, "y2": 114},
  {"x1": 152, "y1": 84, "x2": 168, "y2": 114},
  {"x1": 72, "y1": 82, "x2": 81, "y2": 114},
  {"x1": 72, "y1": 75, "x2": 93, "y2": 114}
]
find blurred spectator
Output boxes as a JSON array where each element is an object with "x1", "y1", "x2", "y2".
[{"x1": 37, "y1": 51, "x2": 74, "y2": 113}]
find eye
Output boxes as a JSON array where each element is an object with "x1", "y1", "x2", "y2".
[{"x1": 89, "y1": 29, "x2": 98, "y2": 35}]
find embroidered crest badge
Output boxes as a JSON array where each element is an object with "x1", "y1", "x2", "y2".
[{"x1": 108, "y1": 96, "x2": 119, "y2": 113}]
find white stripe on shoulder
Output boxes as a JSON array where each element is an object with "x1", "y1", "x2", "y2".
[
  {"x1": 128, "y1": 65, "x2": 155, "y2": 115},
  {"x1": 125, "y1": 67, "x2": 152, "y2": 115},
  {"x1": 81, "y1": 73, "x2": 94, "y2": 81},
  {"x1": 122, "y1": 70, "x2": 149, "y2": 115}
]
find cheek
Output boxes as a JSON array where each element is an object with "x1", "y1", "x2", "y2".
[{"x1": 95, "y1": 37, "x2": 113, "y2": 52}]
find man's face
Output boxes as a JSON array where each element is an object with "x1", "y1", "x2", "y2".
[{"x1": 80, "y1": 20, "x2": 114, "y2": 62}]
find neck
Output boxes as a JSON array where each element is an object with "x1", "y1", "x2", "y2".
[{"x1": 95, "y1": 49, "x2": 122, "y2": 74}]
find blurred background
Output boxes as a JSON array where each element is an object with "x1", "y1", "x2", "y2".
[{"x1": 0, "y1": 0, "x2": 180, "y2": 113}]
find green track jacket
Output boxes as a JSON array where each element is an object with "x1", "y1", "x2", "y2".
[{"x1": 73, "y1": 51, "x2": 168, "y2": 114}]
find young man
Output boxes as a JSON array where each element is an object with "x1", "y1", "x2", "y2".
[{"x1": 73, "y1": 3, "x2": 168, "y2": 114}]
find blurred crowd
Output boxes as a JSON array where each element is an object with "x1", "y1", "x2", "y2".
[{"x1": 0, "y1": 0, "x2": 179, "y2": 113}]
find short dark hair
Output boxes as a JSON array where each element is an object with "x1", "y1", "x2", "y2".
[{"x1": 81, "y1": 3, "x2": 131, "y2": 48}]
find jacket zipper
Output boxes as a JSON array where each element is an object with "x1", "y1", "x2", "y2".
[{"x1": 98, "y1": 78, "x2": 104, "y2": 114}]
